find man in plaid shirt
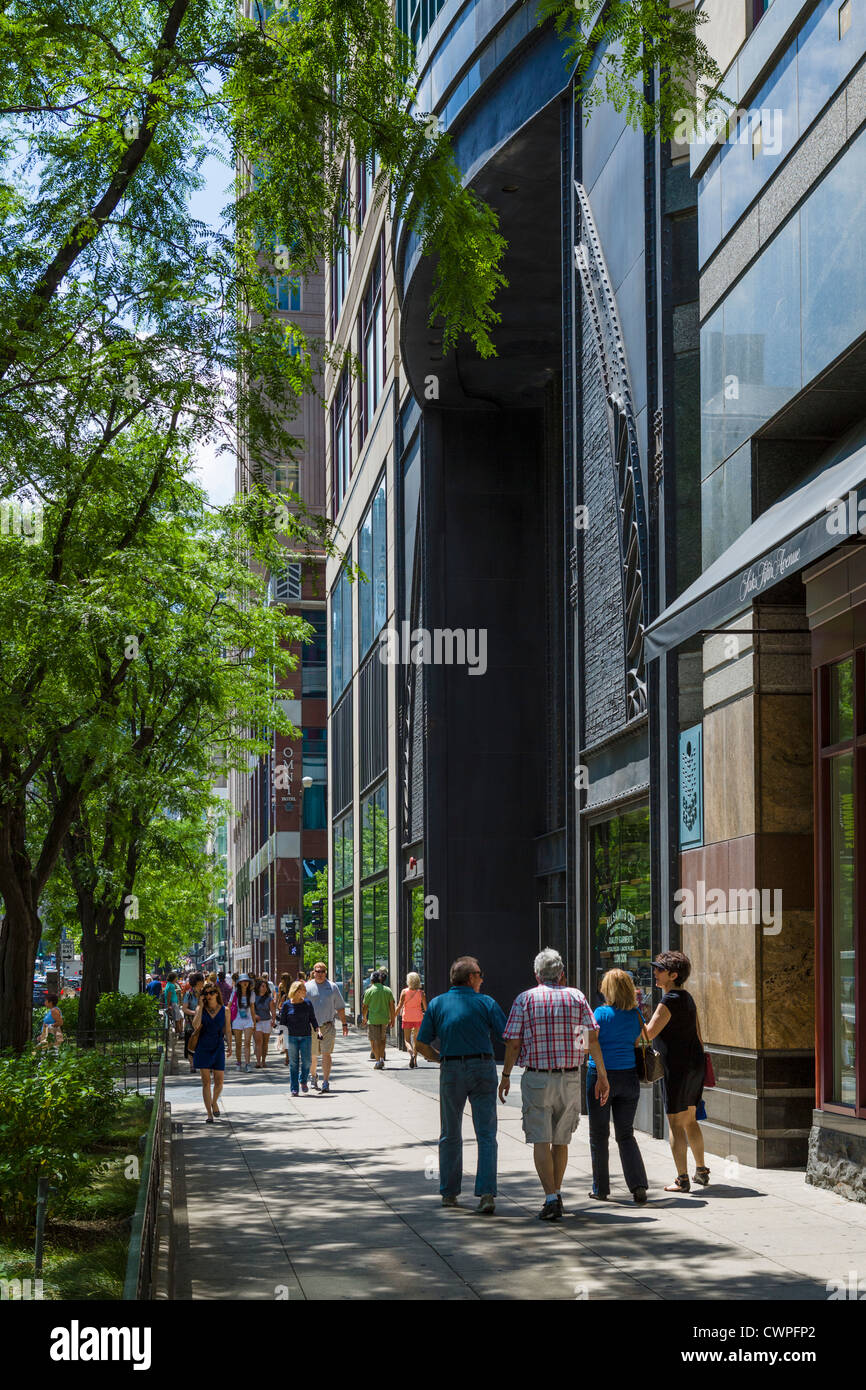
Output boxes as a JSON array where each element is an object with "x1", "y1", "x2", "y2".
[{"x1": 499, "y1": 948, "x2": 610, "y2": 1221}]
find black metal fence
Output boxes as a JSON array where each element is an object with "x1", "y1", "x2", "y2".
[
  {"x1": 122, "y1": 1042, "x2": 167, "y2": 1300},
  {"x1": 32, "y1": 1012, "x2": 172, "y2": 1095}
]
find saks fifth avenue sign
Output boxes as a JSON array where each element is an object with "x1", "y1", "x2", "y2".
[{"x1": 738, "y1": 543, "x2": 802, "y2": 603}]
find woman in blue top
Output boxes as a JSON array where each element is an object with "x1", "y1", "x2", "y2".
[
  {"x1": 278, "y1": 979, "x2": 323, "y2": 1097},
  {"x1": 586, "y1": 969, "x2": 649, "y2": 1204},
  {"x1": 192, "y1": 983, "x2": 232, "y2": 1123}
]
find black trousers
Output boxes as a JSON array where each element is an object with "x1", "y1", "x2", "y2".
[{"x1": 586, "y1": 1067, "x2": 648, "y2": 1195}]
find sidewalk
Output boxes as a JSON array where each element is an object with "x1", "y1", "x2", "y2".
[{"x1": 167, "y1": 1033, "x2": 866, "y2": 1301}]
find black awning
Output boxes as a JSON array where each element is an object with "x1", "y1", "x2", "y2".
[{"x1": 645, "y1": 424, "x2": 866, "y2": 659}]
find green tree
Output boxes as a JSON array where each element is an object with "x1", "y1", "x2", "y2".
[{"x1": 537, "y1": 0, "x2": 728, "y2": 136}]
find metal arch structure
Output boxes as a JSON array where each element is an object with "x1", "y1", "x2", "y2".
[{"x1": 573, "y1": 180, "x2": 649, "y2": 721}]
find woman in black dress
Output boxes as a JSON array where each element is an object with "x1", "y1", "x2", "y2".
[
  {"x1": 645, "y1": 950, "x2": 709, "y2": 1192},
  {"x1": 192, "y1": 983, "x2": 232, "y2": 1123}
]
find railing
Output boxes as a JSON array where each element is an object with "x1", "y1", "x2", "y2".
[
  {"x1": 32, "y1": 1012, "x2": 172, "y2": 1095},
  {"x1": 122, "y1": 1039, "x2": 167, "y2": 1300}
]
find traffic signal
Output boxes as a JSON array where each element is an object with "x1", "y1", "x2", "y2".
[{"x1": 310, "y1": 898, "x2": 324, "y2": 930}]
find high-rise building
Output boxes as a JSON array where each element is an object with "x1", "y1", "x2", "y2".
[
  {"x1": 324, "y1": 0, "x2": 866, "y2": 1201},
  {"x1": 227, "y1": 2, "x2": 328, "y2": 982}
]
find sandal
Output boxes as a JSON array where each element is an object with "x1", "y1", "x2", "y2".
[
  {"x1": 664, "y1": 1174, "x2": 691, "y2": 1193},
  {"x1": 212, "y1": 1102, "x2": 219, "y2": 1117},
  {"x1": 693, "y1": 1166, "x2": 710, "y2": 1186}
]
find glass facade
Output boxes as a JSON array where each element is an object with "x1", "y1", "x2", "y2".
[
  {"x1": 302, "y1": 728, "x2": 327, "y2": 829},
  {"x1": 701, "y1": 124, "x2": 866, "y2": 481},
  {"x1": 333, "y1": 808, "x2": 353, "y2": 891},
  {"x1": 331, "y1": 563, "x2": 353, "y2": 703},
  {"x1": 270, "y1": 275, "x2": 301, "y2": 312},
  {"x1": 332, "y1": 367, "x2": 351, "y2": 516},
  {"x1": 588, "y1": 806, "x2": 653, "y2": 1019},
  {"x1": 330, "y1": 164, "x2": 350, "y2": 332},
  {"x1": 361, "y1": 781, "x2": 388, "y2": 878},
  {"x1": 361, "y1": 881, "x2": 389, "y2": 980},
  {"x1": 360, "y1": 242, "x2": 384, "y2": 441},
  {"x1": 333, "y1": 894, "x2": 354, "y2": 1016},
  {"x1": 302, "y1": 611, "x2": 327, "y2": 697},
  {"x1": 699, "y1": 0, "x2": 866, "y2": 265},
  {"x1": 359, "y1": 477, "x2": 387, "y2": 656}
]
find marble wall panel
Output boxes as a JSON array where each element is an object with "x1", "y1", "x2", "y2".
[
  {"x1": 703, "y1": 696, "x2": 756, "y2": 844},
  {"x1": 756, "y1": 693, "x2": 813, "y2": 835},
  {"x1": 760, "y1": 908, "x2": 815, "y2": 1050},
  {"x1": 684, "y1": 916, "x2": 758, "y2": 1050}
]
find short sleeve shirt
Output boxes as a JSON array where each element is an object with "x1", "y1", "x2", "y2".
[
  {"x1": 364, "y1": 984, "x2": 395, "y2": 1025},
  {"x1": 306, "y1": 979, "x2": 346, "y2": 1025},
  {"x1": 502, "y1": 984, "x2": 597, "y2": 1069},
  {"x1": 417, "y1": 987, "x2": 507, "y2": 1056}
]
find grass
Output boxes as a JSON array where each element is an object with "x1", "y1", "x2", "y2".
[{"x1": 0, "y1": 1092, "x2": 151, "y2": 1300}]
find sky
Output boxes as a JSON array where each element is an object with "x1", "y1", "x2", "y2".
[{"x1": 187, "y1": 145, "x2": 237, "y2": 508}]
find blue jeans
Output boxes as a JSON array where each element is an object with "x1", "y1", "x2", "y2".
[
  {"x1": 439, "y1": 1058, "x2": 498, "y2": 1197},
  {"x1": 586, "y1": 1067, "x2": 648, "y2": 1195},
  {"x1": 287, "y1": 1035, "x2": 311, "y2": 1091}
]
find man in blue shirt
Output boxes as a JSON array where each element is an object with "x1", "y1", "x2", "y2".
[{"x1": 416, "y1": 956, "x2": 507, "y2": 1215}]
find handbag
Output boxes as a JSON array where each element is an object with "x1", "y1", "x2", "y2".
[
  {"x1": 634, "y1": 1011, "x2": 665, "y2": 1084},
  {"x1": 704, "y1": 1053, "x2": 716, "y2": 1088}
]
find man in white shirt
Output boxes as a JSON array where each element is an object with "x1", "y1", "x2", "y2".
[{"x1": 306, "y1": 962, "x2": 349, "y2": 1092}]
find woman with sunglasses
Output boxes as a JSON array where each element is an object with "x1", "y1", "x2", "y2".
[
  {"x1": 252, "y1": 977, "x2": 275, "y2": 1068},
  {"x1": 230, "y1": 974, "x2": 255, "y2": 1071},
  {"x1": 192, "y1": 983, "x2": 232, "y2": 1123},
  {"x1": 644, "y1": 951, "x2": 709, "y2": 1192}
]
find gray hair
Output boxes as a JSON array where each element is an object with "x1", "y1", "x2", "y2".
[{"x1": 534, "y1": 948, "x2": 564, "y2": 983}]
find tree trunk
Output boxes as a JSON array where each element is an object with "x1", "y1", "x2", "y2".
[
  {"x1": 0, "y1": 889, "x2": 42, "y2": 1052},
  {"x1": 77, "y1": 910, "x2": 118, "y2": 1042}
]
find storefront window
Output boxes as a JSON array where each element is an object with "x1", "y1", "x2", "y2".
[
  {"x1": 829, "y1": 754, "x2": 856, "y2": 1105},
  {"x1": 818, "y1": 651, "x2": 866, "y2": 1113},
  {"x1": 589, "y1": 805, "x2": 652, "y2": 1019},
  {"x1": 409, "y1": 880, "x2": 425, "y2": 982}
]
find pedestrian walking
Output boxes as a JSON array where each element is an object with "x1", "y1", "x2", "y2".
[
  {"x1": 181, "y1": 973, "x2": 203, "y2": 1073},
  {"x1": 395, "y1": 972, "x2": 427, "y2": 1067},
  {"x1": 306, "y1": 962, "x2": 349, "y2": 1091},
  {"x1": 191, "y1": 981, "x2": 232, "y2": 1122},
  {"x1": 231, "y1": 974, "x2": 255, "y2": 1071},
  {"x1": 217, "y1": 970, "x2": 232, "y2": 1006},
  {"x1": 164, "y1": 971, "x2": 183, "y2": 1036},
  {"x1": 278, "y1": 979, "x2": 323, "y2": 1097},
  {"x1": 36, "y1": 993, "x2": 63, "y2": 1048},
  {"x1": 585, "y1": 968, "x2": 649, "y2": 1205},
  {"x1": 274, "y1": 972, "x2": 291, "y2": 1064},
  {"x1": 644, "y1": 951, "x2": 709, "y2": 1192},
  {"x1": 362, "y1": 970, "x2": 396, "y2": 1069},
  {"x1": 252, "y1": 977, "x2": 275, "y2": 1069},
  {"x1": 416, "y1": 956, "x2": 506, "y2": 1215},
  {"x1": 499, "y1": 948, "x2": 608, "y2": 1221}
]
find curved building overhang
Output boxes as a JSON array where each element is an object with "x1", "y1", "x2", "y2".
[{"x1": 395, "y1": 14, "x2": 572, "y2": 409}]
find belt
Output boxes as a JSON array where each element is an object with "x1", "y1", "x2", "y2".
[
  {"x1": 441, "y1": 1053, "x2": 493, "y2": 1062},
  {"x1": 525, "y1": 1066, "x2": 580, "y2": 1073}
]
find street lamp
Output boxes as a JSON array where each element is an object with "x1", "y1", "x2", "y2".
[{"x1": 300, "y1": 772, "x2": 312, "y2": 978}]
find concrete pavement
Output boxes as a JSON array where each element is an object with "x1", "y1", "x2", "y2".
[{"x1": 167, "y1": 1033, "x2": 866, "y2": 1301}]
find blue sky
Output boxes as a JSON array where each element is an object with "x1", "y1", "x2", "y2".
[{"x1": 188, "y1": 145, "x2": 237, "y2": 507}]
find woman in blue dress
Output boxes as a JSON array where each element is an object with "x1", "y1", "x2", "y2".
[{"x1": 192, "y1": 983, "x2": 232, "y2": 1123}]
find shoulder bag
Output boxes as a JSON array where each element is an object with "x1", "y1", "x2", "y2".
[{"x1": 634, "y1": 1009, "x2": 665, "y2": 1084}]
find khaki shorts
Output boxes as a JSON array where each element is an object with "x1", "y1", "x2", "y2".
[
  {"x1": 520, "y1": 1069, "x2": 582, "y2": 1145},
  {"x1": 367, "y1": 1023, "x2": 387, "y2": 1044},
  {"x1": 311, "y1": 1020, "x2": 336, "y2": 1057}
]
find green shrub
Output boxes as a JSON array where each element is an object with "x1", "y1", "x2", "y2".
[
  {"x1": 94, "y1": 992, "x2": 159, "y2": 1034},
  {"x1": 0, "y1": 1050, "x2": 121, "y2": 1231}
]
